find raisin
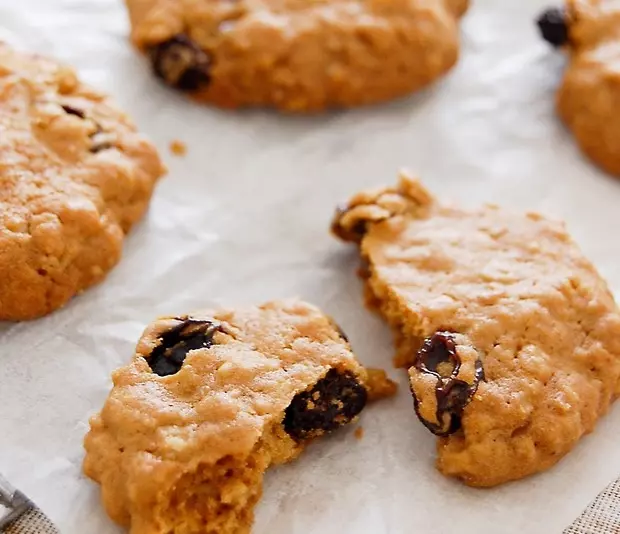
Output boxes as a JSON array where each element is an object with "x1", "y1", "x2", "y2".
[
  {"x1": 89, "y1": 131, "x2": 115, "y2": 153},
  {"x1": 61, "y1": 104, "x2": 86, "y2": 119},
  {"x1": 61, "y1": 105, "x2": 114, "y2": 153},
  {"x1": 283, "y1": 369, "x2": 367, "y2": 440},
  {"x1": 149, "y1": 35, "x2": 212, "y2": 91},
  {"x1": 537, "y1": 7, "x2": 569, "y2": 47},
  {"x1": 416, "y1": 332, "x2": 459, "y2": 377},
  {"x1": 411, "y1": 332, "x2": 485, "y2": 437},
  {"x1": 147, "y1": 318, "x2": 221, "y2": 376}
]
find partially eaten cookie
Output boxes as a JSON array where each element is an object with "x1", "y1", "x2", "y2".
[
  {"x1": 84, "y1": 299, "x2": 395, "y2": 533},
  {"x1": 332, "y1": 173, "x2": 620, "y2": 486}
]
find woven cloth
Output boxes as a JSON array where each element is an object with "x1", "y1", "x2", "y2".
[
  {"x1": 0, "y1": 476, "x2": 58, "y2": 534},
  {"x1": 2, "y1": 477, "x2": 620, "y2": 533},
  {"x1": 564, "y1": 478, "x2": 620, "y2": 534},
  {"x1": 1, "y1": 507, "x2": 59, "y2": 534}
]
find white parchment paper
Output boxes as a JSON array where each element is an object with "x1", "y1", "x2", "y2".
[{"x1": 2, "y1": 1, "x2": 620, "y2": 532}]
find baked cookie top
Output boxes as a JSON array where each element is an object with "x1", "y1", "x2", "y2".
[
  {"x1": 538, "y1": 1, "x2": 620, "y2": 175},
  {"x1": 125, "y1": 0, "x2": 469, "y2": 111},
  {"x1": 333, "y1": 174, "x2": 620, "y2": 486},
  {"x1": 0, "y1": 43, "x2": 165, "y2": 320},
  {"x1": 84, "y1": 300, "x2": 376, "y2": 533}
]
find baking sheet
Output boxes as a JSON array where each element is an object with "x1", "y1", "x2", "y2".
[{"x1": 2, "y1": 1, "x2": 620, "y2": 532}]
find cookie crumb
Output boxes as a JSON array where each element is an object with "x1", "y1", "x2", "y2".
[
  {"x1": 365, "y1": 368, "x2": 398, "y2": 401},
  {"x1": 354, "y1": 426, "x2": 364, "y2": 440},
  {"x1": 170, "y1": 140, "x2": 187, "y2": 156}
]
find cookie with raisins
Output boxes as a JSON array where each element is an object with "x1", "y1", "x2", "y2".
[
  {"x1": 332, "y1": 173, "x2": 620, "y2": 487},
  {"x1": 0, "y1": 43, "x2": 165, "y2": 320},
  {"x1": 84, "y1": 299, "x2": 395, "y2": 534},
  {"x1": 538, "y1": 1, "x2": 620, "y2": 176},
  {"x1": 125, "y1": 0, "x2": 468, "y2": 111}
]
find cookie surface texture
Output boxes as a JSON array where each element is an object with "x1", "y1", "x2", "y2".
[
  {"x1": 0, "y1": 43, "x2": 165, "y2": 321},
  {"x1": 125, "y1": 0, "x2": 469, "y2": 111},
  {"x1": 84, "y1": 300, "x2": 370, "y2": 534},
  {"x1": 538, "y1": 0, "x2": 620, "y2": 175},
  {"x1": 332, "y1": 173, "x2": 620, "y2": 487}
]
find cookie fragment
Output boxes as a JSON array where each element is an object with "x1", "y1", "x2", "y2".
[
  {"x1": 149, "y1": 35, "x2": 212, "y2": 91},
  {"x1": 365, "y1": 368, "x2": 399, "y2": 401},
  {"x1": 84, "y1": 300, "x2": 379, "y2": 534},
  {"x1": 332, "y1": 174, "x2": 620, "y2": 486}
]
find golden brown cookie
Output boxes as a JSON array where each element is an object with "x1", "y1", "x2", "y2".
[
  {"x1": 332, "y1": 173, "x2": 620, "y2": 487},
  {"x1": 538, "y1": 1, "x2": 620, "y2": 175},
  {"x1": 84, "y1": 300, "x2": 394, "y2": 534},
  {"x1": 125, "y1": 0, "x2": 469, "y2": 111},
  {"x1": 0, "y1": 43, "x2": 165, "y2": 321}
]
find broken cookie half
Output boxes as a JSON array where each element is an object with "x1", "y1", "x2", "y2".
[
  {"x1": 83, "y1": 299, "x2": 395, "y2": 534},
  {"x1": 332, "y1": 173, "x2": 620, "y2": 487}
]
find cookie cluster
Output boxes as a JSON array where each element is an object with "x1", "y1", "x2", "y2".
[{"x1": 3, "y1": 1, "x2": 620, "y2": 533}]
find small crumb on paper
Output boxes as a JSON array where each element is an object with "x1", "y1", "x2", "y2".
[
  {"x1": 366, "y1": 368, "x2": 398, "y2": 402},
  {"x1": 170, "y1": 140, "x2": 187, "y2": 156},
  {"x1": 355, "y1": 426, "x2": 364, "y2": 440}
]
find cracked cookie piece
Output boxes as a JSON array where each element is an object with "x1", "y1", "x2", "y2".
[
  {"x1": 537, "y1": 1, "x2": 620, "y2": 175},
  {"x1": 332, "y1": 173, "x2": 620, "y2": 486},
  {"x1": 0, "y1": 43, "x2": 165, "y2": 321},
  {"x1": 84, "y1": 300, "x2": 383, "y2": 534},
  {"x1": 125, "y1": 0, "x2": 469, "y2": 111}
]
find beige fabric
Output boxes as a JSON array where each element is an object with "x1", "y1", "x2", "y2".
[
  {"x1": 1, "y1": 507, "x2": 59, "y2": 534},
  {"x1": 565, "y1": 478, "x2": 620, "y2": 534}
]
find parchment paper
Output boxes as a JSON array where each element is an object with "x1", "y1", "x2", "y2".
[{"x1": 2, "y1": 1, "x2": 620, "y2": 532}]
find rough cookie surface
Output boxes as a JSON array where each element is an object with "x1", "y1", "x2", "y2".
[
  {"x1": 84, "y1": 300, "x2": 372, "y2": 534},
  {"x1": 125, "y1": 0, "x2": 468, "y2": 111},
  {"x1": 538, "y1": 0, "x2": 620, "y2": 175},
  {"x1": 332, "y1": 173, "x2": 620, "y2": 487},
  {"x1": 0, "y1": 43, "x2": 165, "y2": 321}
]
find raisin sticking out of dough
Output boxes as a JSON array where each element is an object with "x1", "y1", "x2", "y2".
[
  {"x1": 61, "y1": 104, "x2": 86, "y2": 119},
  {"x1": 412, "y1": 332, "x2": 484, "y2": 437},
  {"x1": 537, "y1": 7, "x2": 569, "y2": 47},
  {"x1": 89, "y1": 130, "x2": 115, "y2": 153},
  {"x1": 61, "y1": 105, "x2": 115, "y2": 152},
  {"x1": 416, "y1": 331, "x2": 459, "y2": 377},
  {"x1": 149, "y1": 35, "x2": 212, "y2": 91},
  {"x1": 330, "y1": 204, "x2": 367, "y2": 243},
  {"x1": 283, "y1": 369, "x2": 367, "y2": 440},
  {"x1": 147, "y1": 319, "x2": 220, "y2": 376}
]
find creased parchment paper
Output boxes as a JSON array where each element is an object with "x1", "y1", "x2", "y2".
[{"x1": 2, "y1": 1, "x2": 620, "y2": 533}]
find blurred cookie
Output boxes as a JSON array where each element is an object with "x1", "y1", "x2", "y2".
[
  {"x1": 538, "y1": 1, "x2": 620, "y2": 175},
  {"x1": 332, "y1": 173, "x2": 620, "y2": 486},
  {"x1": 125, "y1": 0, "x2": 469, "y2": 111},
  {"x1": 0, "y1": 43, "x2": 165, "y2": 321},
  {"x1": 84, "y1": 300, "x2": 392, "y2": 534}
]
